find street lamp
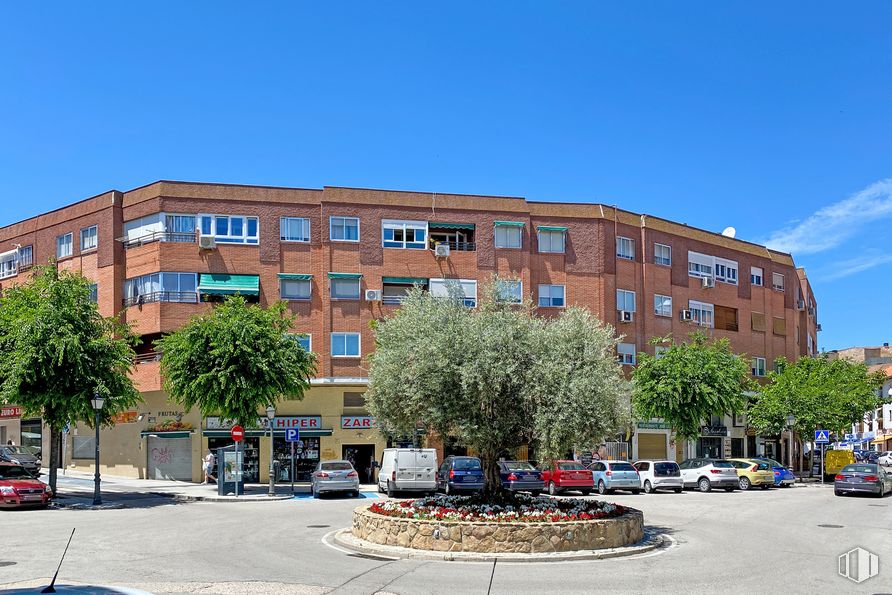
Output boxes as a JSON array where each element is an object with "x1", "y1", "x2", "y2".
[
  {"x1": 90, "y1": 392, "x2": 106, "y2": 506},
  {"x1": 785, "y1": 414, "x2": 796, "y2": 475},
  {"x1": 266, "y1": 406, "x2": 276, "y2": 497}
]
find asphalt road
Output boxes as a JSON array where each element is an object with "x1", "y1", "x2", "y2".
[{"x1": 1, "y1": 484, "x2": 890, "y2": 594}]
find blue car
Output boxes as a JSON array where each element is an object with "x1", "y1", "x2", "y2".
[
  {"x1": 754, "y1": 458, "x2": 795, "y2": 487},
  {"x1": 498, "y1": 460, "x2": 544, "y2": 495},
  {"x1": 437, "y1": 456, "x2": 484, "y2": 494},
  {"x1": 588, "y1": 461, "x2": 641, "y2": 494}
]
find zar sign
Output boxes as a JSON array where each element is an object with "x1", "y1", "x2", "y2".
[{"x1": 341, "y1": 416, "x2": 376, "y2": 429}]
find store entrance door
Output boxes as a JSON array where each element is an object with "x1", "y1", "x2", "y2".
[{"x1": 343, "y1": 444, "x2": 375, "y2": 484}]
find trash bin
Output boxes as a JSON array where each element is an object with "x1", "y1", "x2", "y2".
[{"x1": 217, "y1": 444, "x2": 245, "y2": 496}]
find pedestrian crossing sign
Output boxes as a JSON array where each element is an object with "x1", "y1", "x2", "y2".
[{"x1": 815, "y1": 430, "x2": 829, "y2": 443}]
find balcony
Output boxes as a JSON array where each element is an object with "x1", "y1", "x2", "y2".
[
  {"x1": 130, "y1": 351, "x2": 163, "y2": 392},
  {"x1": 121, "y1": 231, "x2": 197, "y2": 249},
  {"x1": 123, "y1": 291, "x2": 199, "y2": 308},
  {"x1": 429, "y1": 222, "x2": 476, "y2": 252}
]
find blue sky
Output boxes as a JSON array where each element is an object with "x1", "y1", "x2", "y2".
[{"x1": 1, "y1": 2, "x2": 890, "y2": 350}]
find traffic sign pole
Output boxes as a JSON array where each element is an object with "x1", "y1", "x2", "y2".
[{"x1": 290, "y1": 441, "x2": 295, "y2": 495}]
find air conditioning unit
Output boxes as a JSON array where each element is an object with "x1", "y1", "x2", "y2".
[
  {"x1": 198, "y1": 235, "x2": 217, "y2": 249},
  {"x1": 808, "y1": 306, "x2": 816, "y2": 317},
  {"x1": 618, "y1": 310, "x2": 634, "y2": 323},
  {"x1": 701, "y1": 277, "x2": 715, "y2": 289},
  {"x1": 364, "y1": 289, "x2": 382, "y2": 302},
  {"x1": 434, "y1": 243, "x2": 451, "y2": 258},
  {"x1": 796, "y1": 300, "x2": 806, "y2": 311},
  {"x1": 680, "y1": 309, "x2": 693, "y2": 321},
  {"x1": 816, "y1": 323, "x2": 822, "y2": 332}
]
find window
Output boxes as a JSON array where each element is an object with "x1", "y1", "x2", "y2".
[
  {"x1": 688, "y1": 300, "x2": 714, "y2": 328},
  {"x1": 495, "y1": 279, "x2": 523, "y2": 304},
  {"x1": 752, "y1": 357, "x2": 766, "y2": 377},
  {"x1": 751, "y1": 266, "x2": 763, "y2": 286},
  {"x1": 618, "y1": 343, "x2": 637, "y2": 365},
  {"x1": 616, "y1": 236, "x2": 634, "y2": 260},
  {"x1": 382, "y1": 220, "x2": 427, "y2": 249},
  {"x1": 772, "y1": 272, "x2": 785, "y2": 292},
  {"x1": 17, "y1": 245, "x2": 32, "y2": 268},
  {"x1": 429, "y1": 278, "x2": 477, "y2": 307},
  {"x1": 0, "y1": 251, "x2": 17, "y2": 279},
  {"x1": 123, "y1": 213, "x2": 195, "y2": 246},
  {"x1": 714, "y1": 258, "x2": 738, "y2": 285},
  {"x1": 330, "y1": 216, "x2": 359, "y2": 242},
  {"x1": 537, "y1": 228, "x2": 566, "y2": 253},
  {"x1": 807, "y1": 334, "x2": 815, "y2": 356},
  {"x1": 494, "y1": 222, "x2": 523, "y2": 249},
  {"x1": 714, "y1": 305, "x2": 739, "y2": 331},
  {"x1": 538, "y1": 284, "x2": 565, "y2": 308},
  {"x1": 280, "y1": 278, "x2": 311, "y2": 300},
  {"x1": 87, "y1": 284, "x2": 98, "y2": 303},
  {"x1": 654, "y1": 294, "x2": 672, "y2": 317},
  {"x1": 124, "y1": 272, "x2": 198, "y2": 306},
  {"x1": 654, "y1": 243, "x2": 671, "y2": 266},
  {"x1": 199, "y1": 215, "x2": 259, "y2": 244},
  {"x1": 654, "y1": 346, "x2": 669, "y2": 359},
  {"x1": 165, "y1": 214, "x2": 196, "y2": 240},
  {"x1": 331, "y1": 332, "x2": 360, "y2": 357},
  {"x1": 280, "y1": 217, "x2": 310, "y2": 242},
  {"x1": 80, "y1": 225, "x2": 97, "y2": 251},
  {"x1": 688, "y1": 251, "x2": 713, "y2": 279},
  {"x1": 772, "y1": 317, "x2": 786, "y2": 336},
  {"x1": 616, "y1": 289, "x2": 636, "y2": 312},
  {"x1": 751, "y1": 312, "x2": 767, "y2": 332},
  {"x1": 56, "y1": 233, "x2": 72, "y2": 258},
  {"x1": 331, "y1": 278, "x2": 361, "y2": 300},
  {"x1": 343, "y1": 392, "x2": 365, "y2": 408}
]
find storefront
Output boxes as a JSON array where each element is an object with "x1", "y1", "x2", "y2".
[
  {"x1": 633, "y1": 421, "x2": 671, "y2": 460},
  {"x1": 697, "y1": 425, "x2": 728, "y2": 458},
  {"x1": 0, "y1": 406, "x2": 22, "y2": 446}
]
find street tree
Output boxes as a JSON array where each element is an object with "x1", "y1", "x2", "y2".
[
  {"x1": 632, "y1": 333, "x2": 756, "y2": 454},
  {"x1": 157, "y1": 296, "x2": 317, "y2": 428},
  {"x1": 746, "y1": 356, "x2": 885, "y2": 474},
  {"x1": 365, "y1": 285, "x2": 629, "y2": 497},
  {"x1": 0, "y1": 265, "x2": 141, "y2": 493}
]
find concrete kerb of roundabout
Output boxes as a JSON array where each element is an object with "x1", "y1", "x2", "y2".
[{"x1": 330, "y1": 502, "x2": 670, "y2": 563}]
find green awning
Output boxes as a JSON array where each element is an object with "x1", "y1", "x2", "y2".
[
  {"x1": 537, "y1": 226, "x2": 568, "y2": 232},
  {"x1": 494, "y1": 221, "x2": 525, "y2": 227},
  {"x1": 382, "y1": 276, "x2": 428, "y2": 285},
  {"x1": 140, "y1": 431, "x2": 193, "y2": 439},
  {"x1": 429, "y1": 222, "x2": 476, "y2": 230},
  {"x1": 327, "y1": 272, "x2": 363, "y2": 280},
  {"x1": 198, "y1": 274, "x2": 260, "y2": 296},
  {"x1": 202, "y1": 429, "x2": 333, "y2": 438},
  {"x1": 277, "y1": 273, "x2": 313, "y2": 281}
]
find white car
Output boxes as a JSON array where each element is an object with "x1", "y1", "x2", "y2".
[
  {"x1": 878, "y1": 451, "x2": 892, "y2": 466},
  {"x1": 679, "y1": 458, "x2": 739, "y2": 492},
  {"x1": 633, "y1": 460, "x2": 683, "y2": 493}
]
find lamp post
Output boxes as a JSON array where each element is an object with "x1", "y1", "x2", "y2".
[
  {"x1": 266, "y1": 406, "x2": 276, "y2": 497},
  {"x1": 785, "y1": 414, "x2": 796, "y2": 474},
  {"x1": 90, "y1": 392, "x2": 106, "y2": 506}
]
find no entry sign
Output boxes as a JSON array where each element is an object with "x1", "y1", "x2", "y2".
[{"x1": 231, "y1": 425, "x2": 245, "y2": 442}]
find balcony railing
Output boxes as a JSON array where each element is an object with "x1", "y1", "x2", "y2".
[
  {"x1": 134, "y1": 351, "x2": 162, "y2": 364},
  {"x1": 382, "y1": 294, "x2": 407, "y2": 305},
  {"x1": 444, "y1": 241, "x2": 476, "y2": 252},
  {"x1": 123, "y1": 291, "x2": 199, "y2": 307},
  {"x1": 121, "y1": 231, "x2": 197, "y2": 249}
]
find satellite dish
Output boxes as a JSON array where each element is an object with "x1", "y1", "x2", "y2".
[{"x1": 721, "y1": 226, "x2": 737, "y2": 238}]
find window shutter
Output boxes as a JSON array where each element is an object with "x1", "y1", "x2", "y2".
[
  {"x1": 772, "y1": 317, "x2": 786, "y2": 335},
  {"x1": 751, "y1": 312, "x2": 766, "y2": 332}
]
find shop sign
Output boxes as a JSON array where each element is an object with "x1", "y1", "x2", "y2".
[
  {"x1": 271, "y1": 416, "x2": 322, "y2": 430},
  {"x1": 0, "y1": 406, "x2": 22, "y2": 419},
  {"x1": 700, "y1": 426, "x2": 728, "y2": 437},
  {"x1": 341, "y1": 416, "x2": 377, "y2": 429},
  {"x1": 111, "y1": 411, "x2": 139, "y2": 424},
  {"x1": 636, "y1": 421, "x2": 670, "y2": 430}
]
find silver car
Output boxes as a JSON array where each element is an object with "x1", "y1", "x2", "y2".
[{"x1": 311, "y1": 460, "x2": 360, "y2": 498}]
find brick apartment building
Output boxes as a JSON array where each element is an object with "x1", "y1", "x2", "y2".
[{"x1": 0, "y1": 181, "x2": 820, "y2": 482}]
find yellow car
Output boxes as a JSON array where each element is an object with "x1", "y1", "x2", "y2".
[
  {"x1": 728, "y1": 458, "x2": 775, "y2": 490},
  {"x1": 824, "y1": 450, "x2": 856, "y2": 479}
]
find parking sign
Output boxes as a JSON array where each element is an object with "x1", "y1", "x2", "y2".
[{"x1": 285, "y1": 428, "x2": 300, "y2": 442}]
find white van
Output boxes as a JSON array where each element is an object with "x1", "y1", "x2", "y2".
[{"x1": 377, "y1": 448, "x2": 438, "y2": 497}]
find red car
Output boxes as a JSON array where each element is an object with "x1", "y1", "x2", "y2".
[
  {"x1": 539, "y1": 460, "x2": 593, "y2": 496},
  {"x1": 0, "y1": 462, "x2": 52, "y2": 509}
]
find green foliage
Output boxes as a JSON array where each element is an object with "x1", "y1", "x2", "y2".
[
  {"x1": 0, "y1": 265, "x2": 141, "y2": 491},
  {"x1": 747, "y1": 356, "x2": 884, "y2": 438},
  {"x1": 632, "y1": 333, "x2": 755, "y2": 441},
  {"x1": 365, "y1": 285, "x2": 629, "y2": 495},
  {"x1": 157, "y1": 296, "x2": 316, "y2": 426}
]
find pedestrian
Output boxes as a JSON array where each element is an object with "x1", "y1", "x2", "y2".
[
  {"x1": 6, "y1": 439, "x2": 14, "y2": 446},
  {"x1": 202, "y1": 450, "x2": 217, "y2": 484}
]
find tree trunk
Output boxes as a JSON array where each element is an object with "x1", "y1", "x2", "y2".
[
  {"x1": 48, "y1": 427, "x2": 60, "y2": 494},
  {"x1": 808, "y1": 440, "x2": 815, "y2": 478},
  {"x1": 480, "y1": 452, "x2": 502, "y2": 500}
]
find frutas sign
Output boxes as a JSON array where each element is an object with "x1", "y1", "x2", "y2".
[{"x1": 341, "y1": 416, "x2": 377, "y2": 429}]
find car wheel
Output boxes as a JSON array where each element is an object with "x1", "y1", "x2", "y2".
[
  {"x1": 549, "y1": 481, "x2": 558, "y2": 496},
  {"x1": 760, "y1": 484, "x2": 769, "y2": 490},
  {"x1": 739, "y1": 477, "x2": 751, "y2": 491},
  {"x1": 312, "y1": 486, "x2": 319, "y2": 499},
  {"x1": 386, "y1": 481, "x2": 394, "y2": 498},
  {"x1": 377, "y1": 482, "x2": 384, "y2": 494},
  {"x1": 631, "y1": 489, "x2": 641, "y2": 495},
  {"x1": 724, "y1": 487, "x2": 735, "y2": 492},
  {"x1": 352, "y1": 490, "x2": 360, "y2": 498},
  {"x1": 597, "y1": 480, "x2": 607, "y2": 495},
  {"x1": 673, "y1": 488, "x2": 682, "y2": 494},
  {"x1": 643, "y1": 480, "x2": 653, "y2": 494},
  {"x1": 580, "y1": 489, "x2": 591, "y2": 496},
  {"x1": 445, "y1": 482, "x2": 452, "y2": 496},
  {"x1": 698, "y1": 477, "x2": 711, "y2": 493},
  {"x1": 834, "y1": 489, "x2": 842, "y2": 496}
]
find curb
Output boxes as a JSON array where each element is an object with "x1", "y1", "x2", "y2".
[
  {"x1": 330, "y1": 527, "x2": 667, "y2": 563},
  {"x1": 172, "y1": 493, "x2": 294, "y2": 503}
]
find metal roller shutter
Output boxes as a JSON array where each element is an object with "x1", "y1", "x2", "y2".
[
  {"x1": 637, "y1": 433, "x2": 667, "y2": 460},
  {"x1": 147, "y1": 437, "x2": 193, "y2": 480}
]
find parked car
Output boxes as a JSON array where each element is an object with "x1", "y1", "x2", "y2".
[
  {"x1": 865, "y1": 451, "x2": 880, "y2": 464},
  {"x1": 498, "y1": 460, "x2": 544, "y2": 495},
  {"x1": 437, "y1": 456, "x2": 485, "y2": 495},
  {"x1": 0, "y1": 462, "x2": 52, "y2": 509},
  {"x1": 540, "y1": 460, "x2": 593, "y2": 496},
  {"x1": 633, "y1": 460, "x2": 683, "y2": 493},
  {"x1": 728, "y1": 458, "x2": 774, "y2": 490},
  {"x1": 753, "y1": 458, "x2": 795, "y2": 487},
  {"x1": 824, "y1": 450, "x2": 856, "y2": 480},
  {"x1": 377, "y1": 448, "x2": 438, "y2": 497},
  {"x1": 589, "y1": 461, "x2": 641, "y2": 495},
  {"x1": 679, "y1": 458, "x2": 738, "y2": 492},
  {"x1": 311, "y1": 460, "x2": 360, "y2": 498},
  {"x1": 834, "y1": 463, "x2": 892, "y2": 498},
  {"x1": 0, "y1": 445, "x2": 40, "y2": 475},
  {"x1": 878, "y1": 451, "x2": 892, "y2": 466}
]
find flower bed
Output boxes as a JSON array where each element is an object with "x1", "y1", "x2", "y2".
[{"x1": 369, "y1": 493, "x2": 627, "y2": 523}]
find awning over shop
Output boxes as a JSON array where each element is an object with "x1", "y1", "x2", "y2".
[
  {"x1": 277, "y1": 273, "x2": 313, "y2": 281},
  {"x1": 493, "y1": 220, "x2": 525, "y2": 227},
  {"x1": 429, "y1": 222, "x2": 475, "y2": 230},
  {"x1": 537, "y1": 225, "x2": 568, "y2": 232},
  {"x1": 327, "y1": 272, "x2": 362, "y2": 280},
  {"x1": 202, "y1": 429, "x2": 333, "y2": 438},
  {"x1": 198, "y1": 274, "x2": 260, "y2": 295},
  {"x1": 871, "y1": 437, "x2": 889, "y2": 445},
  {"x1": 382, "y1": 276, "x2": 427, "y2": 285},
  {"x1": 139, "y1": 431, "x2": 193, "y2": 439}
]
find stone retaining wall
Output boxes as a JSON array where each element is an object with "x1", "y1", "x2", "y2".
[{"x1": 351, "y1": 506, "x2": 644, "y2": 553}]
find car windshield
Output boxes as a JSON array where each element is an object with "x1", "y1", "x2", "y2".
[
  {"x1": 558, "y1": 462, "x2": 585, "y2": 470},
  {"x1": 3, "y1": 446, "x2": 28, "y2": 455},
  {"x1": 453, "y1": 458, "x2": 482, "y2": 470},
  {"x1": 654, "y1": 462, "x2": 678, "y2": 474},
  {"x1": 841, "y1": 464, "x2": 877, "y2": 474},
  {"x1": 712, "y1": 460, "x2": 733, "y2": 468},
  {"x1": 503, "y1": 462, "x2": 535, "y2": 471},
  {"x1": 610, "y1": 462, "x2": 636, "y2": 471},
  {"x1": 321, "y1": 462, "x2": 353, "y2": 471},
  {"x1": 0, "y1": 465, "x2": 34, "y2": 479}
]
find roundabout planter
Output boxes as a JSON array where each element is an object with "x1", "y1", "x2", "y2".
[{"x1": 351, "y1": 501, "x2": 644, "y2": 554}]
